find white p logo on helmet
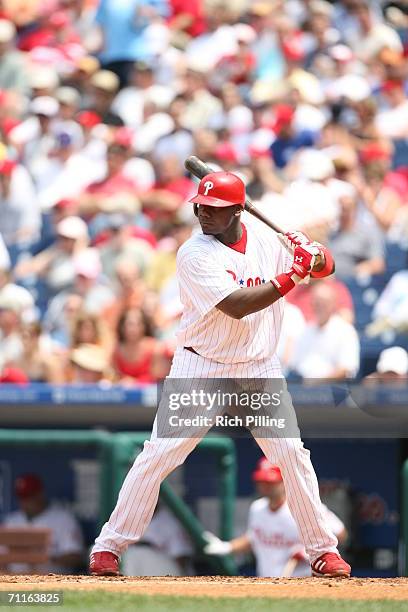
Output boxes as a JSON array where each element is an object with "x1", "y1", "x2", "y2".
[{"x1": 203, "y1": 181, "x2": 214, "y2": 196}]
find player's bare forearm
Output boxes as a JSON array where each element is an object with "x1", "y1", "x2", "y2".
[
  {"x1": 230, "y1": 534, "x2": 252, "y2": 554},
  {"x1": 216, "y1": 284, "x2": 282, "y2": 319}
]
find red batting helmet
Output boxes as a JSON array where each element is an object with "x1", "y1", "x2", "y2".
[
  {"x1": 14, "y1": 473, "x2": 44, "y2": 499},
  {"x1": 252, "y1": 458, "x2": 283, "y2": 483},
  {"x1": 189, "y1": 171, "x2": 245, "y2": 208}
]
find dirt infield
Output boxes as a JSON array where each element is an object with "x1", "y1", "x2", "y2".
[{"x1": 0, "y1": 575, "x2": 407, "y2": 601}]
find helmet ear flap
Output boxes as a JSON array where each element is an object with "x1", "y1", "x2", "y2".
[{"x1": 193, "y1": 203, "x2": 199, "y2": 217}]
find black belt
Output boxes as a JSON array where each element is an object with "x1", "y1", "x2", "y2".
[{"x1": 184, "y1": 346, "x2": 199, "y2": 355}]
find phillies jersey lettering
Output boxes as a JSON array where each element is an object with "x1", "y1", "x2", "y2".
[
  {"x1": 227, "y1": 274, "x2": 267, "y2": 286},
  {"x1": 176, "y1": 214, "x2": 292, "y2": 364}
]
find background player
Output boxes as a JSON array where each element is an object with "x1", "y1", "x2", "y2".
[
  {"x1": 90, "y1": 170, "x2": 351, "y2": 579},
  {"x1": 204, "y1": 458, "x2": 347, "y2": 577}
]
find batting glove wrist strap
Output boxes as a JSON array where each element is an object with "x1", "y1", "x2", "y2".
[
  {"x1": 271, "y1": 272, "x2": 296, "y2": 296},
  {"x1": 310, "y1": 245, "x2": 335, "y2": 278}
]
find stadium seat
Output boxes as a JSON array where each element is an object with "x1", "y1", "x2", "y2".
[
  {"x1": 385, "y1": 242, "x2": 408, "y2": 277},
  {"x1": 392, "y1": 139, "x2": 408, "y2": 169},
  {"x1": 359, "y1": 333, "x2": 408, "y2": 378}
]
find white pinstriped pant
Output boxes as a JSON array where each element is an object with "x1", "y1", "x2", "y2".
[{"x1": 93, "y1": 348, "x2": 339, "y2": 563}]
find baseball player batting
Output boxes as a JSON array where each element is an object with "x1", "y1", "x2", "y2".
[{"x1": 90, "y1": 170, "x2": 351, "y2": 578}]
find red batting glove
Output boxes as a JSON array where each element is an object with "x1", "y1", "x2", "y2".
[
  {"x1": 279, "y1": 231, "x2": 311, "y2": 253},
  {"x1": 271, "y1": 244, "x2": 317, "y2": 296},
  {"x1": 279, "y1": 232, "x2": 335, "y2": 279}
]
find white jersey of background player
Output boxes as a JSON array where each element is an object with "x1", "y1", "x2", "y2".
[
  {"x1": 90, "y1": 171, "x2": 351, "y2": 578},
  {"x1": 205, "y1": 459, "x2": 347, "y2": 577}
]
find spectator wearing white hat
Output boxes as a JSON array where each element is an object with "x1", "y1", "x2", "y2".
[
  {"x1": 112, "y1": 61, "x2": 175, "y2": 129},
  {"x1": 87, "y1": 70, "x2": 123, "y2": 126},
  {"x1": 364, "y1": 347, "x2": 408, "y2": 385},
  {"x1": 0, "y1": 19, "x2": 29, "y2": 96},
  {"x1": 0, "y1": 159, "x2": 40, "y2": 250},
  {"x1": 55, "y1": 87, "x2": 82, "y2": 122},
  {"x1": 34, "y1": 127, "x2": 104, "y2": 212},
  {"x1": 44, "y1": 248, "x2": 115, "y2": 340},
  {"x1": 28, "y1": 66, "x2": 59, "y2": 97},
  {"x1": 0, "y1": 283, "x2": 35, "y2": 364},
  {"x1": 179, "y1": 60, "x2": 224, "y2": 131},
  {"x1": 70, "y1": 343, "x2": 111, "y2": 384},
  {"x1": 15, "y1": 216, "x2": 88, "y2": 295},
  {"x1": 154, "y1": 96, "x2": 194, "y2": 165},
  {"x1": 10, "y1": 96, "x2": 60, "y2": 175}
]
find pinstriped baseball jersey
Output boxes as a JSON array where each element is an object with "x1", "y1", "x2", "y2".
[{"x1": 176, "y1": 214, "x2": 292, "y2": 363}]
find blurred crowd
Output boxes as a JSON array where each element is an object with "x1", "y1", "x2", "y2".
[{"x1": 0, "y1": 0, "x2": 407, "y2": 384}]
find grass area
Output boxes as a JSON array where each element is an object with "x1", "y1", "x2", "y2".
[{"x1": 30, "y1": 592, "x2": 408, "y2": 612}]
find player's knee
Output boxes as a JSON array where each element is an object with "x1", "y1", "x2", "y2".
[
  {"x1": 139, "y1": 439, "x2": 193, "y2": 473},
  {"x1": 276, "y1": 437, "x2": 305, "y2": 461}
]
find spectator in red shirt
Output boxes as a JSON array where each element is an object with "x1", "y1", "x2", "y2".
[
  {"x1": 112, "y1": 308, "x2": 166, "y2": 384},
  {"x1": 168, "y1": 0, "x2": 206, "y2": 38},
  {"x1": 141, "y1": 154, "x2": 194, "y2": 217},
  {"x1": 78, "y1": 136, "x2": 140, "y2": 218},
  {"x1": 0, "y1": 357, "x2": 28, "y2": 384}
]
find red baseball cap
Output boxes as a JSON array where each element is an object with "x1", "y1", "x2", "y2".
[
  {"x1": 360, "y1": 142, "x2": 391, "y2": 164},
  {"x1": 273, "y1": 104, "x2": 295, "y2": 134},
  {"x1": 112, "y1": 127, "x2": 133, "y2": 149},
  {"x1": 1, "y1": 117, "x2": 20, "y2": 136},
  {"x1": 0, "y1": 159, "x2": 16, "y2": 177},
  {"x1": 54, "y1": 198, "x2": 77, "y2": 210},
  {"x1": 381, "y1": 79, "x2": 404, "y2": 94},
  {"x1": 281, "y1": 33, "x2": 305, "y2": 62},
  {"x1": 189, "y1": 171, "x2": 246, "y2": 208},
  {"x1": 14, "y1": 474, "x2": 44, "y2": 499},
  {"x1": 214, "y1": 142, "x2": 239, "y2": 164},
  {"x1": 0, "y1": 366, "x2": 28, "y2": 384},
  {"x1": 76, "y1": 110, "x2": 102, "y2": 129},
  {"x1": 252, "y1": 458, "x2": 283, "y2": 483}
]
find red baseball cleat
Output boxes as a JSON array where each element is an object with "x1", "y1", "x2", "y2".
[
  {"x1": 89, "y1": 551, "x2": 120, "y2": 576},
  {"x1": 311, "y1": 553, "x2": 351, "y2": 577}
]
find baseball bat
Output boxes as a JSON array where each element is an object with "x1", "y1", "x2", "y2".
[
  {"x1": 184, "y1": 156, "x2": 284, "y2": 234},
  {"x1": 280, "y1": 556, "x2": 299, "y2": 578}
]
